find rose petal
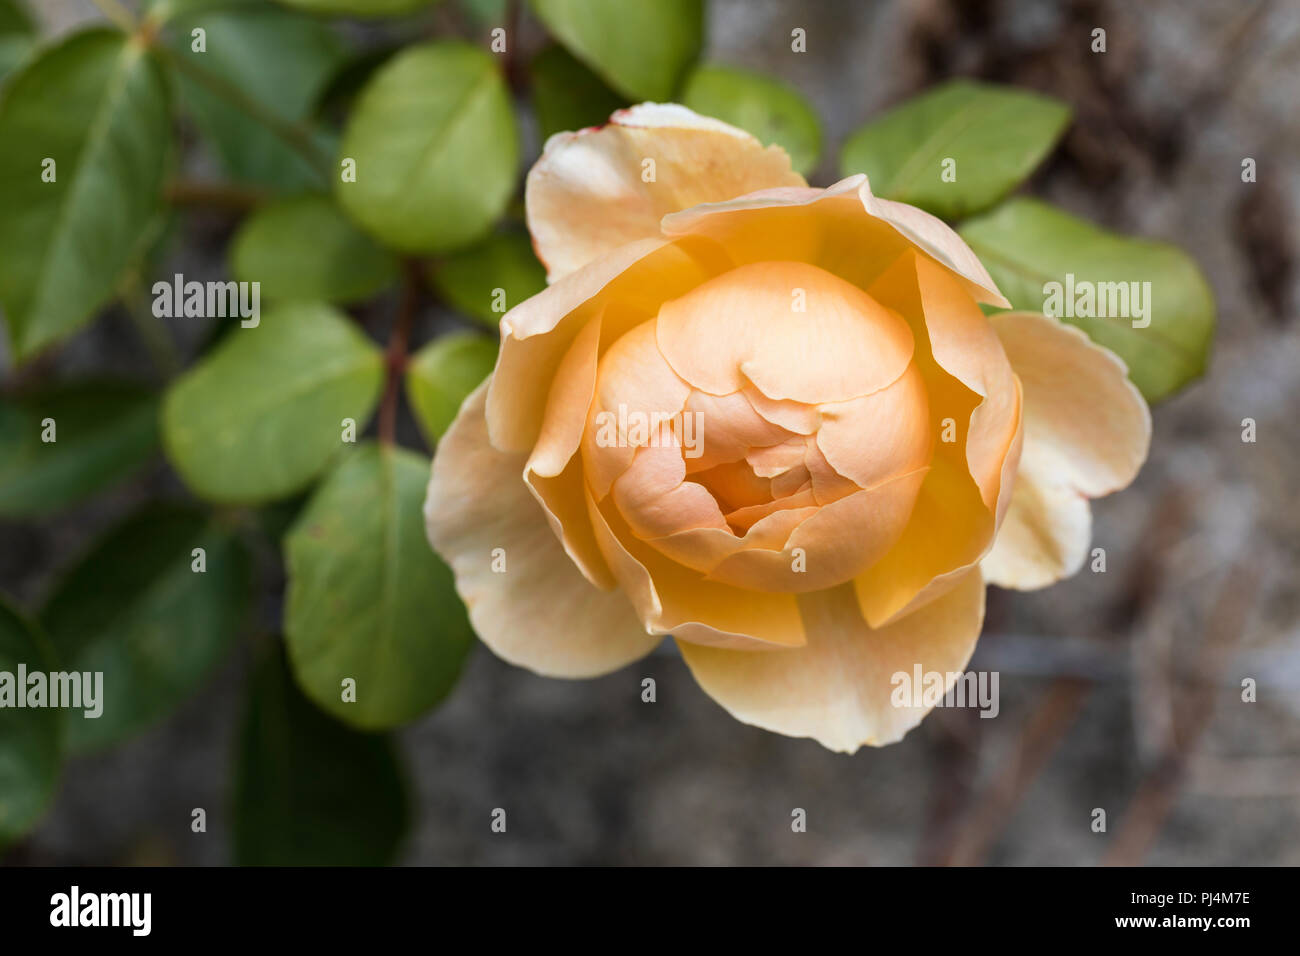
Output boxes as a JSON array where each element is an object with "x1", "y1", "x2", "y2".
[
  {"x1": 678, "y1": 570, "x2": 986, "y2": 752},
  {"x1": 847, "y1": 253, "x2": 1023, "y2": 626},
  {"x1": 489, "y1": 236, "x2": 721, "y2": 454},
  {"x1": 655, "y1": 260, "x2": 915, "y2": 404},
  {"x1": 980, "y1": 452, "x2": 1092, "y2": 589},
  {"x1": 582, "y1": 317, "x2": 693, "y2": 499},
  {"x1": 587, "y1": 491, "x2": 806, "y2": 649},
  {"x1": 815, "y1": 360, "x2": 932, "y2": 491},
  {"x1": 681, "y1": 389, "x2": 793, "y2": 473},
  {"x1": 661, "y1": 174, "x2": 1007, "y2": 307},
  {"x1": 703, "y1": 466, "x2": 929, "y2": 592},
  {"x1": 869, "y1": 251, "x2": 1021, "y2": 512},
  {"x1": 526, "y1": 103, "x2": 805, "y2": 282},
  {"x1": 426, "y1": 383, "x2": 661, "y2": 676},
  {"x1": 610, "y1": 432, "x2": 730, "y2": 539},
  {"x1": 858, "y1": 179, "x2": 1009, "y2": 307},
  {"x1": 982, "y1": 311, "x2": 1151, "y2": 590}
]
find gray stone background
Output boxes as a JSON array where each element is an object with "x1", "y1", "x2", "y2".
[{"x1": 4, "y1": 0, "x2": 1298, "y2": 865}]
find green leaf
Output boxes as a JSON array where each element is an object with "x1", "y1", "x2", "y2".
[
  {"x1": 146, "y1": 0, "x2": 262, "y2": 20},
  {"x1": 682, "y1": 64, "x2": 822, "y2": 176},
  {"x1": 0, "y1": 30, "x2": 170, "y2": 362},
  {"x1": 40, "y1": 505, "x2": 252, "y2": 752},
  {"x1": 529, "y1": 43, "x2": 623, "y2": 140},
  {"x1": 428, "y1": 231, "x2": 545, "y2": 327},
  {"x1": 0, "y1": 0, "x2": 31, "y2": 33},
  {"x1": 530, "y1": 0, "x2": 702, "y2": 101},
  {"x1": 840, "y1": 79, "x2": 1070, "y2": 220},
  {"x1": 234, "y1": 643, "x2": 409, "y2": 866},
  {"x1": 0, "y1": 383, "x2": 158, "y2": 519},
  {"x1": 406, "y1": 332, "x2": 497, "y2": 443},
  {"x1": 162, "y1": 302, "x2": 384, "y2": 504},
  {"x1": 0, "y1": 601, "x2": 62, "y2": 848},
  {"x1": 336, "y1": 41, "x2": 518, "y2": 254},
  {"x1": 959, "y1": 198, "x2": 1216, "y2": 402},
  {"x1": 272, "y1": 0, "x2": 435, "y2": 15},
  {"x1": 168, "y1": 3, "x2": 345, "y2": 191},
  {"x1": 459, "y1": 0, "x2": 506, "y2": 26},
  {"x1": 231, "y1": 193, "x2": 400, "y2": 305},
  {"x1": 285, "y1": 443, "x2": 474, "y2": 729},
  {"x1": 0, "y1": 0, "x2": 34, "y2": 83}
]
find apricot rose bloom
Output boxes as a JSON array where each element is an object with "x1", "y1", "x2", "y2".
[{"x1": 424, "y1": 104, "x2": 1150, "y2": 752}]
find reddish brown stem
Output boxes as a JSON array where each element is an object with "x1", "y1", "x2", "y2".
[
  {"x1": 164, "y1": 180, "x2": 268, "y2": 211},
  {"x1": 377, "y1": 261, "x2": 422, "y2": 445}
]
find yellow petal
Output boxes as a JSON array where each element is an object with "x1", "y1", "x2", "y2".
[
  {"x1": 857, "y1": 179, "x2": 1009, "y2": 307},
  {"x1": 581, "y1": 317, "x2": 693, "y2": 499},
  {"x1": 611, "y1": 436, "x2": 730, "y2": 540},
  {"x1": 655, "y1": 260, "x2": 914, "y2": 404},
  {"x1": 681, "y1": 389, "x2": 792, "y2": 473},
  {"x1": 489, "y1": 236, "x2": 719, "y2": 454},
  {"x1": 850, "y1": 253, "x2": 1023, "y2": 626},
  {"x1": 979, "y1": 452, "x2": 1092, "y2": 590},
  {"x1": 678, "y1": 570, "x2": 986, "y2": 753},
  {"x1": 815, "y1": 360, "x2": 932, "y2": 490},
  {"x1": 661, "y1": 174, "x2": 1006, "y2": 308},
  {"x1": 526, "y1": 103, "x2": 805, "y2": 282},
  {"x1": 587, "y1": 490, "x2": 806, "y2": 649},
  {"x1": 913, "y1": 254, "x2": 1020, "y2": 512},
  {"x1": 982, "y1": 312, "x2": 1151, "y2": 590},
  {"x1": 703, "y1": 466, "x2": 928, "y2": 592},
  {"x1": 426, "y1": 383, "x2": 661, "y2": 676},
  {"x1": 522, "y1": 314, "x2": 617, "y2": 588}
]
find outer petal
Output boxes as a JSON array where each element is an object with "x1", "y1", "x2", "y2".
[
  {"x1": 850, "y1": 252, "x2": 1023, "y2": 627},
  {"x1": 678, "y1": 570, "x2": 986, "y2": 753},
  {"x1": 981, "y1": 312, "x2": 1151, "y2": 589},
  {"x1": 489, "y1": 235, "x2": 718, "y2": 454},
  {"x1": 526, "y1": 103, "x2": 805, "y2": 282},
  {"x1": 661, "y1": 174, "x2": 1008, "y2": 308},
  {"x1": 858, "y1": 180, "x2": 1009, "y2": 308},
  {"x1": 426, "y1": 383, "x2": 662, "y2": 677}
]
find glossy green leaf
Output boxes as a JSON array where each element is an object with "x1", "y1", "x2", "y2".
[
  {"x1": 530, "y1": 0, "x2": 702, "y2": 101},
  {"x1": 0, "y1": 30, "x2": 170, "y2": 362},
  {"x1": 147, "y1": 0, "x2": 262, "y2": 19},
  {"x1": 168, "y1": 3, "x2": 345, "y2": 191},
  {"x1": 162, "y1": 302, "x2": 384, "y2": 504},
  {"x1": 428, "y1": 232, "x2": 545, "y2": 327},
  {"x1": 840, "y1": 79, "x2": 1070, "y2": 219},
  {"x1": 336, "y1": 42, "x2": 518, "y2": 254},
  {"x1": 0, "y1": 0, "x2": 33, "y2": 83},
  {"x1": 0, "y1": 0, "x2": 30, "y2": 33},
  {"x1": 529, "y1": 43, "x2": 623, "y2": 140},
  {"x1": 40, "y1": 505, "x2": 252, "y2": 752},
  {"x1": 0, "y1": 601, "x2": 62, "y2": 848},
  {"x1": 959, "y1": 198, "x2": 1216, "y2": 402},
  {"x1": 231, "y1": 193, "x2": 400, "y2": 305},
  {"x1": 459, "y1": 0, "x2": 506, "y2": 26},
  {"x1": 273, "y1": 0, "x2": 435, "y2": 15},
  {"x1": 405, "y1": 332, "x2": 497, "y2": 443},
  {"x1": 285, "y1": 443, "x2": 474, "y2": 729},
  {"x1": 0, "y1": 384, "x2": 158, "y2": 519},
  {"x1": 682, "y1": 64, "x2": 821, "y2": 176},
  {"x1": 234, "y1": 643, "x2": 409, "y2": 866}
]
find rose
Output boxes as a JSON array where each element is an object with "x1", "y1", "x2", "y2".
[{"x1": 424, "y1": 104, "x2": 1150, "y2": 753}]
